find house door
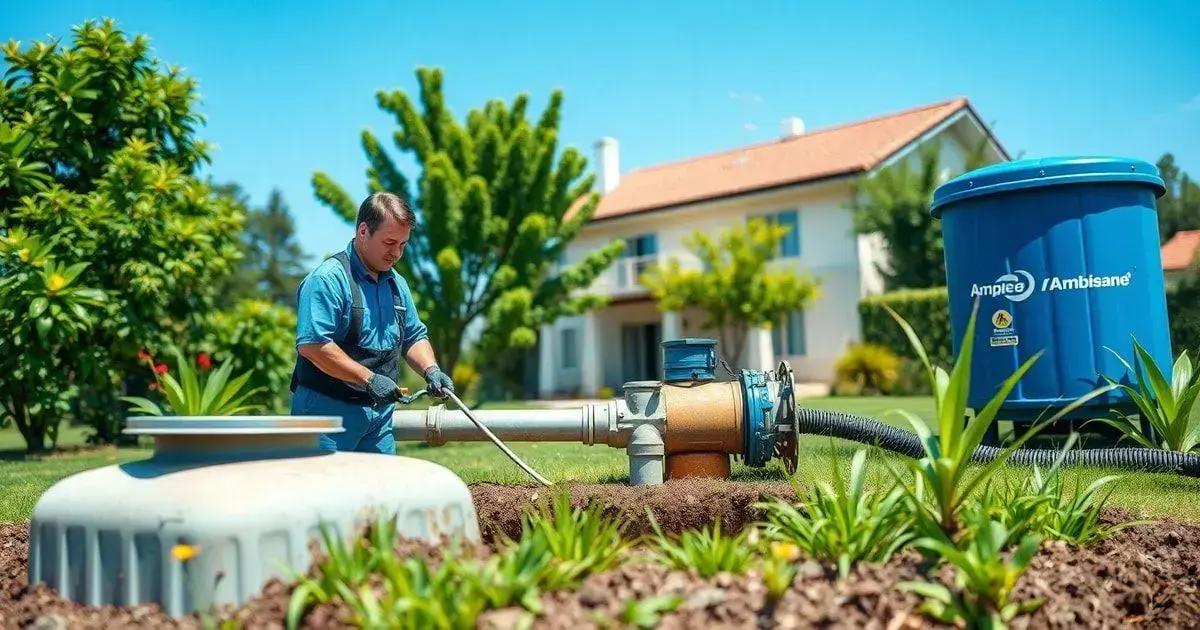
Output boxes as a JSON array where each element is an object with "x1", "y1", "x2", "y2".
[{"x1": 621, "y1": 323, "x2": 662, "y2": 382}]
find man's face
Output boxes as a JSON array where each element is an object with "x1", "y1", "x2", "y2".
[{"x1": 356, "y1": 215, "x2": 410, "y2": 274}]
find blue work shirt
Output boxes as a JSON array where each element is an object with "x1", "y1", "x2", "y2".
[
  {"x1": 291, "y1": 240, "x2": 428, "y2": 453},
  {"x1": 295, "y1": 240, "x2": 428, "y2": 352}
]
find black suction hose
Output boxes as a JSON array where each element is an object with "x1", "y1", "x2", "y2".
[{"x1": 796, "y1": 408, "x2": 1200, "y2": 477}]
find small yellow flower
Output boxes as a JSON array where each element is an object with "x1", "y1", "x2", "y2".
[
  {"x1": 171, "y1": 543, "x2": 201, "y2": 562},
  {"x1": 18, "y1": 248, "x2": 30, "y2": 262},
  {"x1": 47, "y1": 274, "x2": 66, "y2": 292},
  {"x1": 770, "y1": 541, "x2": 801, "y2": 562}
]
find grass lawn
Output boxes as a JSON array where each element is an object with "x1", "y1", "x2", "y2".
[{"x1": 4, "y1": 395, "x2": 1200, "y2": 523}]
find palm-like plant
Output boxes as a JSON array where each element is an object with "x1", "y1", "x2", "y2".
[
  {"x1": 1094, "y1": 338, "x2": 1200, "y2": 452},
  {"x1": 121, "y1": 348, "x2": 263, "y2": 416},
  {"x1": 885, "y1": 300, "x2": 1113, "y2": 539}
]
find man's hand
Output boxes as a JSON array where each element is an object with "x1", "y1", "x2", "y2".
[
  {"x1": 366, "y1": 373, "x2": 403, "y2": 407},
  {"x1": 424, "y1": 366, "x2": 455, "y2": 399}
]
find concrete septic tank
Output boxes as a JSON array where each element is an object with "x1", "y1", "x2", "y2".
[{"x1": 28, "y1": 416, "x2": 480, "y2": 616}]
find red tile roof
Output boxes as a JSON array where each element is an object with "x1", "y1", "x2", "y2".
[
  {"x1": 1162, "y1": 230, "x2": 1200, "y2": 271},
  {"x1": 588, "y1": 97, "x2": 978, "y2": 222}
]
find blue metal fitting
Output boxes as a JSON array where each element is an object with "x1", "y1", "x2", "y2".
[{"x1": 740, "y1": 369, "x2": 775, "y2": 467}]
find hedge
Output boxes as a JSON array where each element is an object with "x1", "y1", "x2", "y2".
[
  {"x1": 861, "y1": 284, "x2": 1200, "y2": 368},
  {"x1": 1169, "y1": 278, "x2": 1200, "y2": 354},
  {"x1": 858, "y1": 288, "x2": 953, "y2": 367}
]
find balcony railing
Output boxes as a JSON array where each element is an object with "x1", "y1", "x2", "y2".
[{"x1": 614, "y1": 254, "x2": 658, "y2": 292}]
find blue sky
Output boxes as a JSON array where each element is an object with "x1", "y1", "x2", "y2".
[{"x1": 7, "y1": 1, "x2": 1200, "y2": 260}]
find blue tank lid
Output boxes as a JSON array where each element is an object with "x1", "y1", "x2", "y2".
[{"x1": 931, "y1": 156, "x2": 1166, "y2": 216}]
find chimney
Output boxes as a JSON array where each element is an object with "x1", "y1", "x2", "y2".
[
  {"x1": 594, "y1": 137, "x2": 620, "y2": 194},
  {"x1": 780, "y1": 117, "x2": 806, "y2": 138}
]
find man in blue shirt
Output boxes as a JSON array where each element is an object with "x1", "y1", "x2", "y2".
[{"x1": 290, "y1": 192, "x2": 454, "y2": 453}]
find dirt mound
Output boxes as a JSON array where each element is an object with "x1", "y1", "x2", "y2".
[
  {"x1": 3, "y1": 483, "x2": 1200, "y2": 628},
  {"x1": 471, "y1": 479, "x2": 796, "y2": 544}
]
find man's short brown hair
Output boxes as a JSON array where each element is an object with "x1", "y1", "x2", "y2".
[{"x1": 357, "y1": 192, "x2": 416, "y2": 234}]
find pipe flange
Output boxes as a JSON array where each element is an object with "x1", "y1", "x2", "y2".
[
  {"x1": 772, "y1": 361, "x2": 798, "y2": 474},
  {"x1": 740, "y1": 369, "x2": 775, "y2": 467}
]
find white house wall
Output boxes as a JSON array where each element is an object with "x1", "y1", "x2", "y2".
[{"x1": 539, "y1": 120, "x2": 1000, "y2": 395}]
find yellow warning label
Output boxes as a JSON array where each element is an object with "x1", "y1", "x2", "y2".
[{"x1": 991, "y1": 309, "x2": 1013, "y2": 329}]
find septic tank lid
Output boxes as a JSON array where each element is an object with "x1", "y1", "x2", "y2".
[
  {"x1": 124, "y1": 416, "x2": 343, "y2": 435},
  {"x1": 931, "y1": 156, "x2": 1166, "y2": 217}
]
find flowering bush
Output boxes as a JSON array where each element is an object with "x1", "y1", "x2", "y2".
[{"x1": 121, "y1": 347, "x2": 263, "y2": 416}]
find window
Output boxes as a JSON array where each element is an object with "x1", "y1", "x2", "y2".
[
  {"x1": 750, "y1": 209, "x2": 800, "y2": 258},
  {"x1": 623, "y1": 233, "x2": 658, "y2": 258},
  {"x1": 560, "y1": 328, "x2": 578, "y2": 369},
  {"x1": 771, "y1": 310, "x2": 806, "y2": 357},
  {"x1": 616, "y1": 233, "x2": 658, "y2": 289}
]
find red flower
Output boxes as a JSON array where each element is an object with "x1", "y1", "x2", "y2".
[
  {"x1": 196, "y1": 352, "x2": 212, "y2": 370},
  {"x1": 137, "y1": 349, "x2": 152, "y2": 363},
  {"x1": 154, "y1": 363, "x2": 169, "y2": 375},
  {"x1": 148, "y1": 381, "x2": 159, "y2": 391}
]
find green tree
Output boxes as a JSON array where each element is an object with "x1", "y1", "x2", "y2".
[
  {"x1": 851, "y1": 142, "x2": 989, "y2": 290},
  {"x1": 641, "y1": 219, "x2": 821, "y2": 365},
  {"x1": 1, "y1": 20, "x2": 244, "y2": 447},
  {"x1": 0, "y1": 231, "x2": 107, "y2": 451},
  {"x1": 311, "y1": 68, "x2": 623, "y2": 376},
  {"x1": 220, "y1": 186, "x2": 309, "y2": 308},
  {"x1": 1156, "y1": 153, "x2": 1200, "y2": 243}
]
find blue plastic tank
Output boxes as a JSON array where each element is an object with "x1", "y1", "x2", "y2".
[
  {"x1": 932, "y1": 156, "x2": 1170, "y2": 420},
  {"x1": 661, "y1": 338, "x2": 717, "y2": 382}
]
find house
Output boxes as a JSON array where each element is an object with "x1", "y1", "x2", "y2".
[
  {"x1": 538, "y1": 98, "x2": 1008, "y2": 397},
  {"x1": 1161, "y1": 229, "x2": 1200, "y2": 287}
]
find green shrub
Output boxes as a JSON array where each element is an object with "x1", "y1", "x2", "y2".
[
  {"x1": 1168, "y1": 272, "x2": 1200, "y2": 354},
  {"x1": 0, "y1": 231, "x2": 107, "y2": 451},
  {"x1": 859, "y1": 288, "x2": 952, "y2": 366},
  {"x1": 194, "y1": 299, "x2": 297, "y2": 413},
  {"x1": 834, "y1": 343, "x2": 901, "y2": 395},
  {"x1": 2, "y1": 22, "x2": 247, "y2": 446}
]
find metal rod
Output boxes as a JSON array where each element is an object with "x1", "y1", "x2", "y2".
[{"x1": 442, "y1": 390, "x2": 553, "y2": 487}]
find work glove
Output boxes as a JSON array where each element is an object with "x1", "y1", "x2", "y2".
[
  {"x1": 424, "y1": 365, "x2": 455, "y2": 399},
  {"x1": 366, "y1": 373, "x2": 402, "y2": 407}
]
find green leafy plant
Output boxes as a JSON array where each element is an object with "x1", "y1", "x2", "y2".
[
  {"x1": 758, "y1": 448, "x2": 914, "y2": 577},
  {"x1": 194, "y1": 299, "x2": 297, "y2": 413},
  {"x1": 834, "y1": 343, "x2": 902, "y2": 395},
  {"x1": 0, "y1": 230, "x2": 107, "y2": 451},
  {"x1": 900, "y1": 519, "x2": 1043, "y2": 630},
  {"x1": 883, "y1": 300, "x2": 1114, "y2": 539},
  {"x1": 286, "y1": 517, "x2": 486, "y2": 630},
  {"x1": 121, "y1": 347, "x2": 263, "y2": 416},
  {"x1": 970, "y1": 433, "x2": 1141, "y2": 548},
  {"x1": 1094, "y1": 338, "x2": 1200, "y2": 452},
  {"x1": 517, "y1": 491, "x2": 630, "y2": 587},
  {"x1": 647, "y1": 514, "x2": 755, "y2": 578},
  {"x1": 2, "y1": 20, "x2": 247, "y2": 447},
  {"x1": 620, "y1": 595, "x2": 683, "y2": 628}
]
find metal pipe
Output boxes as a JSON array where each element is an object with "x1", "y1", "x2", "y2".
[
  {"x1": 394, "y1": 407, "x2": 587, "y2": 445},
  {"x1": 628, "y1": 424, "x2": 665, "y2": 485}
]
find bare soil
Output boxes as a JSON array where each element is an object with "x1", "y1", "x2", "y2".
[{"x1": 1, "y1": 480, "x2": 1197, "y2": 628}]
